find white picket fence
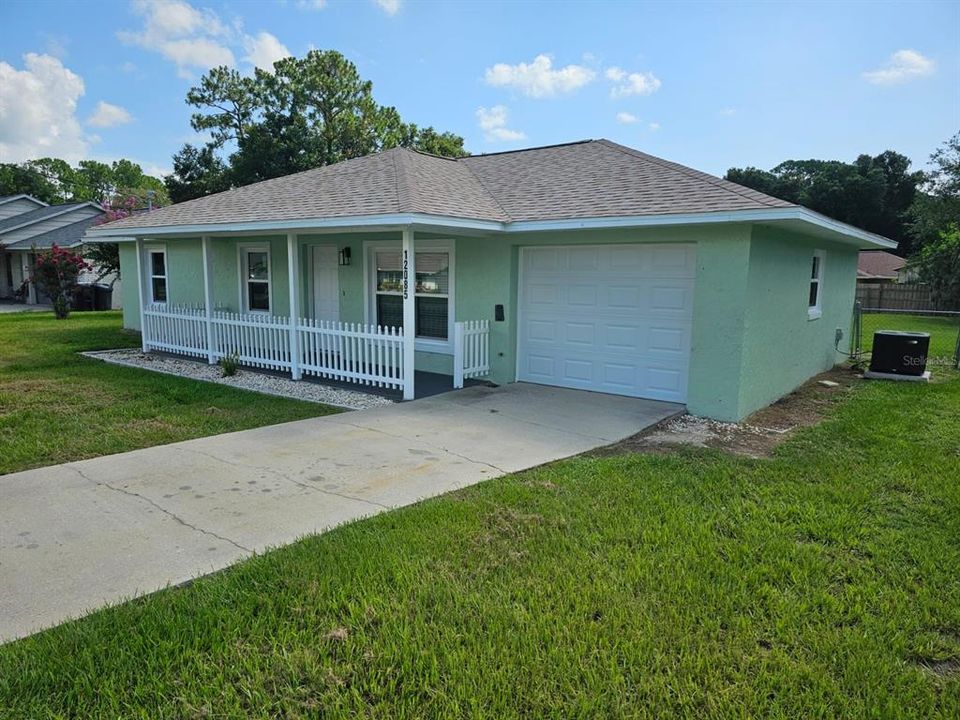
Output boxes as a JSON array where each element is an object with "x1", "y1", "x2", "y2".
[
  {"x1": 143, "y1": 304, "x2": 208, "y2": 359},
  {"x1": 213, "y1": 311, "x2": 293, "y2": 372},
  {"x1": 453, "y1": 320, "x2": 491, "y2": 389},
  {"x1": 141, "y1": 305, "x2": 490, "y2": 394},
  {"x1": 298, "y1": 319, "x2": 404, "y2": 390}
]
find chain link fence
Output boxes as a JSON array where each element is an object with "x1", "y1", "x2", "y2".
[{"x1": 853, "y1": 302, "x2": 960, "y2": 371}]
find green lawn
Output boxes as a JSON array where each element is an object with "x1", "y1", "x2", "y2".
[
  {"x1": 860, "y1": 312, "x2": 960, "y2": 368},
  {"x1": 0, "y1": 311, "x2": 337, "y2": 475},
  {"x1": 1, "y1": 368, "x2": 958, "y2": 716}
]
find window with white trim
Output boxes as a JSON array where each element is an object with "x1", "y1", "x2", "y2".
[
  {"x1": 242, "y1": 247, "x2": 271, "y2": 313},
  {"x1": 374, "y1": 249, "x2": 450, "y2": 340},
  {"x1": 148, "y1": 249, "x2": 167, "y2": 304},
  {"x1": 808, "y1": 250, "x2": 824, "y2": 319}
]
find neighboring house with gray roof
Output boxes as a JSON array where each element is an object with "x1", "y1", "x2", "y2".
[
  {"x1": 0, "y1": 197, "x2": 107, "y2": 305},
  {"x1": 0, "y1": 194, "x2": 47, "y2": 220},
  {"x1": 85, "y1": 139, "x2": 896, "y2": 421}
]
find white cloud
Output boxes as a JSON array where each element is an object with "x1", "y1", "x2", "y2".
[
  {"x1": 118, "y1": 0, "x2": 236, "y2": 78},
  {"x1": 485, "y1": 54, "x2": 596, "y2": 98},
  {"x1": 0, "y1": 53, "x2": 90, "y2": 163},
  {"x1": 119, "y1": 0, "x2": 296, "y2": 78},
  {"x1": 140, "y1": 161, "x2": 173, "y2": 178},
  {"x1": 616, "y1": 111, "x2": 638, "y2": 124},
  {"x1": 719, "y1": 107, "x2": 736, "y2": 116},
  {"x1": 375, "y1": 0, "x2": 401, "y2": 15},
  {"x1": 120, "y1": 61, "x2": 138, "y2": 73},
  {"x1": 606, "y1": 66, "x2": 661, "y2": 98},
  {"x1": 297, "y1": 0, "x2": 327, "y2": 8},
  {"x1": 476, "y1": 105, "x2": 525, "y2": 142},
  {"x1": 605, "y1": 67, "x2": 626, "y2": 82},
  {"x1": 648, "y1": 122, "x2": 660, "y2": 131},
  {"x1": 243, "y1": 31, "x2": 290, "y2": 71},
  {"x1": 863, "y1": 49, "x2": 935, "y2": 85},
  {"x1": 87, "y1": 101, "x2": 134, "y2": 128}
]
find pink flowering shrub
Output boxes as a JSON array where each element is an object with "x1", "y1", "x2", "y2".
[
  {"x1": 31, "y1": 244, "x2": 92, "y2": 319},
  {"x1": 95, "y1": 194, "x2": 140, "y2": 225}
]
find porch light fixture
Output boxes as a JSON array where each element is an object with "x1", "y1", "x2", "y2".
[{"x1": 339, "y1": 246, "x2": 352, "y2": 266}]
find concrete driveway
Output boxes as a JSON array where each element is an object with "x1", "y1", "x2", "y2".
[{"x1": 0, "y1": 383, "x2": 681, "y2": 642}]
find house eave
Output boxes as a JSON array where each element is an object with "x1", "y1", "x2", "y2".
[
  {"x1": 83, "y1": 213, "x2": 504, "y2": 241},
  {"x1": 83, "y1": 207, "x2": 897, "y2": 250},
  {"x1": 0, "y1": 194, "x2": 48, "y2": 208}
]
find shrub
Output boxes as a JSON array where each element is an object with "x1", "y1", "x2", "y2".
[
  {"x1": 30, "y1": 244, "x2": 91, "y2": 319},
  {"x1": 219, "y1": 352, "x2": 240, "y2": 377}
]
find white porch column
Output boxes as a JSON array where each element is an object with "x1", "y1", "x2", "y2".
[
  {"x1": 402, "y1": 227, "x2": 416, "y2": 400},
  {"x1": 287, "y1": 233, "x2": 302, "y2": 380},
  {"x1": 134, "y1": 237, "x2": 148, "y2": 351},
  {"x1": 201, "y1": 235, "x2": 215, "y2": 364}
]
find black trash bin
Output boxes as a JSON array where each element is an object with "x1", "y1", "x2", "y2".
[
  {"x1": 72, "y1": 284, "x2": 95, "y2": 311},
  {"x1": 93, "y1": 283, "x2": 113, "y2": 311}
]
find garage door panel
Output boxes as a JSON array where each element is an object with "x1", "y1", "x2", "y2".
[
  {"x1": 565, "y1": 322, "x2": 596, "y2": 345},
  {"x1": 519, "y1": 244, "x2": 694, "y2": 403},
  {"x1": 526, "y1": 283, "x2": 559, "y2": 306},
  {"x1": 567, "y1": 284, "x2": 598, "y2": 306},
  {"x1": 565, "y1": 247, "x2": 600, "y2": 271}
]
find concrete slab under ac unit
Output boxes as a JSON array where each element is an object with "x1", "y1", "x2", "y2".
[{"x1": 864, "y1": 370, "x2": 931, "y2": 382}]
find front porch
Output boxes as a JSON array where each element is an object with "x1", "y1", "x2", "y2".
[{"x1": 128, "y1": 230, "x2": 491, "y2": 399}]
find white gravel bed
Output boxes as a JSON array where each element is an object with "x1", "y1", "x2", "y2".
[{"x1": 82, "y1": 349, "x2": 396, "y2": 410}]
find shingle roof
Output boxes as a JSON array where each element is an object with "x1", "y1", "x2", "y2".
[
  {"x1": 93, "y1": 139, "x2": 796, "y2": 232},
  {"x1": 5, "y1": 214, "x2": 103, "y2": 249},
  {"x1": 0, "y1": 194, "x2": 46, "y2": 206},
  {"x1": 858, "y1": 250, "x2": 905, "y2": 279},
  {"x1": 0, "y1": 202, "x2": 91, "y2": 234}
]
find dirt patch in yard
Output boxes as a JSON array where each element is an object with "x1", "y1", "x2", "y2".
[{"x1": 598, "y1": 366, "x2": 862, "y2": 459}]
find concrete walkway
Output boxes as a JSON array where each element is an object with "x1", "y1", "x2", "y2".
[
  {"x1": 0, "y1": 384, "x2": 681, "y2": 642},
  {"x1": 0, "y1": 301, "x2": 52, "y2": 313}
]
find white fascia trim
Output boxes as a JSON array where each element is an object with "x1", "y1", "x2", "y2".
[
  {"x1": 0, "y1": 202, "x2": 102, "y2": 237},
  {"x1": 82, "y1": 206, "x2": 897, "y2": 250},
  {"x1": 83, "y1": 213, "x2": 503, "y2": 239},
  {"x1": 0, "y1": 194, "x2": 48, "y2": 208},
  {"x1": 507, "y1": 207, "x2": 897, "y2": 249},
  {"x1": 791, "y1": 207, "x2": 897, "y2": 249}
]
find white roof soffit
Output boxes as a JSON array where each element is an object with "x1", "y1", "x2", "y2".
[{"x1": 83, "y1": 207, "x2": 896, "y2": 249}]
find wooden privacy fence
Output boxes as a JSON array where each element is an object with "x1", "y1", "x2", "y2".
[
  {"x1": 141, "y1": 305, "x2": 491, "y2": 394},
  {"x1": 855, "y1": 283, "x2": 958, "y2": 311}
]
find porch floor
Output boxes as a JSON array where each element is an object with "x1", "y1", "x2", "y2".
[{"x1": 305, "y1": 370, "x2": 489, "y2": 401}]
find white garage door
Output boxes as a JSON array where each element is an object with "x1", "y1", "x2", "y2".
[{"x1": 517, "y1": 244, "x2": 696, "y2": 403}]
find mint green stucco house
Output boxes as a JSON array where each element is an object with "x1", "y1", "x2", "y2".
[{"x1": 85, "y1": 140, "x2": 895, "y2": 421}]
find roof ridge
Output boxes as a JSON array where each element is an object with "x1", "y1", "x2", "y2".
[
  {"x1": 458, "y1": 155, "x2": 514, "y2": 222},
  {"x1": 594, "y1": 139, "x2": 793, "y2": 210},
  {"x1": 403, "y1": 146, "x2": 461, "y2": 162},
  {"x1": 463, "y1": 139, "x2": 594, "y2": 159},
  {"x1": 391, "y1": 148, "x2": 404, "y2": 213}
]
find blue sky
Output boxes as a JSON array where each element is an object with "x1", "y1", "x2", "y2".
[{"x1": 1, "y1": 0, "x2": 957, "y2": 179}]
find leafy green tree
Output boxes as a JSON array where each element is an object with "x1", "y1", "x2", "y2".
[
  {"x1": 912, "y1": 226, "x2": 960, "y2": 308},
  {"x1": 1, "y1": 158, "x2": 166, "y2": 207},
  {"x1": 24, "y1": 158, "x2": 76, "y2": 202},
  {"x1": 186, "y1": 67, "x2": 257, "y2": 148},
  {"x1": 179, "y1": 50, "x2": 467, "y2": 196},
  {"x1": 164, "y1": 144, "x2": 230, "y2": 203},
  {"x1": 0, "y1": 163, "x2": 59, "y2": 204},
  {"x1": 908, "y1": 132, "x2": 960, "y2": 255},
  {"x1": 726, "y1": 152, "x2": 922, "y2": 251}
]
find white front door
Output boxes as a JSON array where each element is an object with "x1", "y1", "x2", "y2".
[
  {"x1": 312, "y1": 245, "x2": 340, "y2": 321},
  {"x1": 517, "y1": 244, "x2": 696, "y2": 403}
]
